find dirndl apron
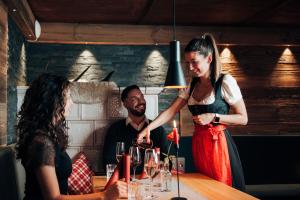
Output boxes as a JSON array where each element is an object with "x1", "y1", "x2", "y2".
[{"x1": 188, "y1": 75, "x2": 245, "y2": 191}]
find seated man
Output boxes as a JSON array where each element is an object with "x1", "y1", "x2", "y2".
[{"x1": 103, "y1": 85, "x2": 168, "y2": 173}]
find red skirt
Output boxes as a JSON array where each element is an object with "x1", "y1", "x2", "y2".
[{"x1": 192, "y1": 124, "x2": 232, "y2": 186}]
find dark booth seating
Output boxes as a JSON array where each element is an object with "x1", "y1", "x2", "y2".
[
  {"x1": 179, "y1": 135, "x2": 300, "y2": 200},
  {"x1": 0, "y1": 147, "x2": 20, "y2": 200},
  {"x1": 0, "y1": 146, "x2": 25, "y2": 200}
]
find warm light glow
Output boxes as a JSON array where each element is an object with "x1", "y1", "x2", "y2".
[
  {"x1": 283, "y1": 47, "x2": 292, "y2": 55},
  {"x1": 220, "y1": 48, "x2": 231, "y2": 58},
  {"x1": 173, "y1": 120, "x2": 177, "y2": 128},
  {"x1": 164, "y1": 85, "x2": 187, "y2": 89},
  {"x1": 220, "y1": 47, "x2": 240, "y2": 75},
  {"x1": 18, "y1": 43, "x2": 26, "y2": 85},
  {"x1": 272, "y1": 47, "x2": 298, "y2": 86},
  {"x1": 70, "y1": 49, "x2": 100, "y2": 82},
  {"x1": 278, "y1": 48, "x2": 297, "y2": 64},
  {"x1": 143, "y1": 50, "x2": 167, "y2": 82},
  {"x1": 220, "y1": 47, "x2": 237, "y2": 64}
]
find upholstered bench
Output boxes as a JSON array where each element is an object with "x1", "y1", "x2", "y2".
[
  {"x1": 0, "y1": 146, "x2": 25, "y2": 200},
  {"x1": 178, "y1": 135, "x2": 300, "y2": 200}
]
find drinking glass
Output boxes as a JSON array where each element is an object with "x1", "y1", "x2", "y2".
[
  {"x1": 116, "y1": 141, "x2": 125, "y2": 162},
  {"x1": 144, "y1": 148, "x2": 159, "y2": 199},
  {"x1": 129, "y1": 146, "x2": 142, "y2": 181},
  {"x1": 132, "y1": 138, "x2": 153, "y2": 149},
  {"x1": 106, "y1": 164, "x2": 117, "y2": 181}
]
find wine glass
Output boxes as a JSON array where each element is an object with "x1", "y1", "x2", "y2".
[
  {"x1": 144, "y1": 148, "x2": 159, "y2": 199},
  {"x1": 132, "y1": 138, "x2": 153, "y2": 149},
  {"x1": 129, "y1": 146, "x2": 142, "y2": 181},
  {"x1": 116, "y1": 141, "x2": 125, "y2": 162}
]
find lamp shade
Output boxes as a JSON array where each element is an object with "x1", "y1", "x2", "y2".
[{"x1": 164, "y1": 40, "x2": 187, "y2": 88}]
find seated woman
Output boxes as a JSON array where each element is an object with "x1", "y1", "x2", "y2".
[{"x1": 16, "y1": 73, "x2": 127, "y2": 200}]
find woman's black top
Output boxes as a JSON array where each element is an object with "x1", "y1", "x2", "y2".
[{"x1": 22, "y1": 134, "x2": 72, "y2": 200}]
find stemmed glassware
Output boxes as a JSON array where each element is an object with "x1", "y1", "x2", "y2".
[
  {"x1": 129, "y1": 146, "x2": 142, "y2": 181},
  {"x1": 132, "y1": 138, "x2": 153, "y2": 149},
  {"x1": 116, "y1": 141, "x2": 125, "y2": 163},
  {"x1": 144, "y1": 148, "x2": 159, "y2": 199}
]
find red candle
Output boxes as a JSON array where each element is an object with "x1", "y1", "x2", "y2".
[{"x1": 173, "y1": 120, "x2": 179, "y2": 145}]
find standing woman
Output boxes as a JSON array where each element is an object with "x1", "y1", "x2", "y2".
[
  {"x1": 16, "y1": 73, "x2": 127, "y2": 200},
  {"x1": 138, "y1": 33, "x2": 247, "y2": 191}
]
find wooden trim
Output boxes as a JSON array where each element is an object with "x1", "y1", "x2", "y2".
[
  {"x1": 3, "y1": 0, "x2": 36, "y2": 40},
  {"x1": 30, "y1": 22, "x2": 300, "y2": 45}
]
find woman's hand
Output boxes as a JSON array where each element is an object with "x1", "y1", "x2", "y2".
[
  {"x1": 137, "y1": 127, "x2": 151, "y2": 144},
  {"x1": 192, "y1": 113, "x2": 215, "y2": 125},
  {"x1": 104, "y1": 181, "x2": 128, "y2": 200}
]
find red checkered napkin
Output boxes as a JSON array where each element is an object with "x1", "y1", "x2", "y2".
[{"x1": 68, "y1": 152, "x2": 95, "y2": 194}]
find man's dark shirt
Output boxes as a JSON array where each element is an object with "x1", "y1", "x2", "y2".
[{"x1": 102, "y1": 118, "x2": 169, "y2": 174}]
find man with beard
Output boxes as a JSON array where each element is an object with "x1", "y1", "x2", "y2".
[{"x1": 102, "y1": 85, "x2": 168, "y2": 173}]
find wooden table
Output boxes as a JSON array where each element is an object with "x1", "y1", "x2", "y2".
[{"x1": 92, "y1": 173, "x2": 259, "y2": 200}]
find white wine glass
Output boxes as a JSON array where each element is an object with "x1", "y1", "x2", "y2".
[
  {"x1": 116, "y1": 141, "x2": 125, "y2": 162},
  {"x1": 144, "y1": 148, "x2": 159, "y2": 199},
  {"x1": 129, "y1": 146, "x2": 142, "y2": 181}
]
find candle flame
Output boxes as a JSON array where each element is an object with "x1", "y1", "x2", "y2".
[{"x1": 173, "y1": 120, "x2": 176, "y2": 128}]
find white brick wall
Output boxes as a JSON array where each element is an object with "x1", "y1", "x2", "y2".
[{"x1": 17, "y1": 85, "x2": 162, "y2": 172}]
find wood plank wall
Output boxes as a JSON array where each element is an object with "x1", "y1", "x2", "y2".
[
  {"x1": 181, "y1": 45, "x2": 300, "y2": 136},
  {"x1": 0, "y1": 0, "x2": 8, "y2": 145}
]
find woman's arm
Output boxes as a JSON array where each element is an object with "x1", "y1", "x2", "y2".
[
  {"x1": 36, "y1": 166, "x2": 127, "y2": 200},
  {"x1": 138, "y1": 97, "x2": 187, "y2": 140},
  {"x1": 192, "y1": 98, "x2": 248, "y2": 126},
  {"x1": 219, "y1": 98, "x2": 248, "y2": 125}
]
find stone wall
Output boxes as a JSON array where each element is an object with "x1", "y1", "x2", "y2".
[{"x1": 26, "y1": 43, "x2": 170, "y2": 87}]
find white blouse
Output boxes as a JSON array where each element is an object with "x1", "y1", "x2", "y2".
[{"x1": 178, "y1": 74, "x2": 242, "y2": 106}]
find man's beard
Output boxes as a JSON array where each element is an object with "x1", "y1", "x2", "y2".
[{"x1": 128, "y1": 104, "x2": 146, "y2": 117}]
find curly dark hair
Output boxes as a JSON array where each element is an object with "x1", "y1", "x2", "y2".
[{"x1": 16, "y1": 73, "x2": 70, "y2": 160}]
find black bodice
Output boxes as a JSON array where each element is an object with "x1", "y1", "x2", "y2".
[{"x1": 188, "y1": 75, "x2": 230, "y2": 117}]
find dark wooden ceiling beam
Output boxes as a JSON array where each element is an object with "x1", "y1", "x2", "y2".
[
  {"x1": 136, "y1": 0, "x2": 155, "y2": 24},
  {"x1": 30, "y1": 22, "x2": 300, "y2": 46},
  {"x1": 242, "y1": 0, "x2": 293, "y2": 25},
  {"x1": 3, "y1": 0, "x2": 36, "y2": 40}
]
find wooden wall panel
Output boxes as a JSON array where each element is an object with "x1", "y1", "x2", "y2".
[{"x1": 0, "y1": 0, "x2": 8, "y2": 145}]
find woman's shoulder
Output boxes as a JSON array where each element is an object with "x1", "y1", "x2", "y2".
[
  {"x1": 26, "y1": 131, "x2": 56, "y2": 168},
  {"x1": 221, "y1": 73, "x2": 239, "y2": 87},
  {"x1": 31, "y1": 130, "x2": 55, "y2": 146},
  {"x1": 222, "y1": 73, "x2": 236, "y2": 81}
]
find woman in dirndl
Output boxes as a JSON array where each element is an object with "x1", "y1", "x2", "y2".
[{"x1": 138, "y1": 33, "x2": 248, "y2": 191}]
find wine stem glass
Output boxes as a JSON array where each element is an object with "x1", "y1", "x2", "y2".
[
  {"x1": 144, "y1": 148, "x2": 158, "y2": 199},
  {"x1": 129, "y1": 146, "x2": 141, "y2": 181},
  {"x1": 116, "y1": 141, "x2": 125, "y2": 162}
]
